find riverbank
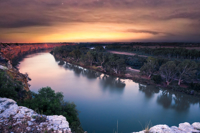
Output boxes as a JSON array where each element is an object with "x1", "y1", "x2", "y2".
[
  {"x1": 0, "y1": 55, "x2": 30, "y2": 92},
  {"x1": 54, "y1": 54, "x2": 200, "y2": 97},
  {"x1": 0, "y1": 51, "x2": 80, "y2": 132}
]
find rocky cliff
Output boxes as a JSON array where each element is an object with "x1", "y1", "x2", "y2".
[
  {"x1": 0, "y1": 97, "x2": 71, "y2": 133},
  {"x1": 133, "y1": 122, "x2": 200, "y2": 133},
  {"x1": 0, "y1": 43, "x2": 75, "y2": 92},
  {"x1": 0, "y1": 43, "x2": 74, "y2": 60}
]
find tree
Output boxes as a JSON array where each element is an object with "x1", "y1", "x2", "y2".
[
  {"x1": 69, "y1": 49, "x2": 81, "y2": 61},
  {"x1": 140, "y1": 57, "x2": 158, "y2": 78},
  {"x1": 86, "y1": 51, "x2": 95, "y2": 66},
  {"x1": 104, "y1": 54, "x2": 126, "y2": 74},
  {"x1": 95, "y1": 46, "x2": 105, "y2": 51},
  {"x1": 98, "y1": 52, "x2": 106, "y2": 68},
  {"x1": 20, "y1": 87, "x2": 83, "y2": 132},
  {"x1": 176, "y1": 60, "x2": 197, "y2": 85},
  {"x1": 159, "y1": 61, "x2": 176, "y2": 85}
]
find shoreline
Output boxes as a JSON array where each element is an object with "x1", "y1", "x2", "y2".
[{"x1": 54, "y1": 54, "x2": 200, "y2": 97}]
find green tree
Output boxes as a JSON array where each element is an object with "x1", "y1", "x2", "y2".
[
  {"x1": 95, "y1": 46, "x2": 105, "y2": 51},
  {"x1": 86, "y1": 51, "x2": 95, "y2": 66},
  {"x1": 69, "y1": 49, "x2": 81, "y2": 61},
  {"x1": 176, "y1": 60, "x2": 197, "y2": 85},
  {"x1": 0, "y1": 70, "x2": 25, "y2": 100},
  {"x1": 105, "y1": 54, "x2": 126, "y2": 74},
  {"x1": 20, "y1": 87, "x2": 83, "y2": 132},
  {"x1": 140, "y1": 57, "x2": 158, "y2": 78},
  {"x1": 159, "y1": 61, "x2": 176, "y2": 85},
  {"x1": 98, "y1": 52, "x2": 107, "y2": 68}
]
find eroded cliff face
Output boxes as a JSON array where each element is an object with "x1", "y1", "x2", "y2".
[
  {"x1": 0, "y1": 43, "x2": 74, "y2": 60},
  {"x1": 0, "y1": 43, "x2": 74, "y2": 92}
]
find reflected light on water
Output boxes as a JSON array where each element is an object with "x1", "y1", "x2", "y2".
[{"x1": 18, "y1": 52, "x2": 200, "y2": 133}]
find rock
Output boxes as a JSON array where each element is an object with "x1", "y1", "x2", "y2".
[
  {"x1": 192, "y1": 122, "x2": 200, "y2": 130},
  {"x1": 0, "y1": 65, "x2": 8, "y2": 70},
  {"x1": 26, "y1": 127, "x2": 31, "y2": 131},
  {"x1": 178, "y1": 122, "x2": 199, "y2": 133},
  {"x1": 13, "y1": 113, "x2": 25, "y2": 119},
  {"x1": 170, "y1": 126, "x2": 183, "y2": 133},
  {"x1": 0, "y1": 98, "x2": 71, "y2": 132},
  {"x1": 7, "y1": 60, "x2": 12, "y2": 69},
  {"x1": 149, "y1": 125, "x2": 172, "y2": 133},
  {"x1": 0, "y1": 99, "x2": 19, "y2": 118},
  {"x1": 28, "y1": 121, "x2": 33, "y2": 126}
]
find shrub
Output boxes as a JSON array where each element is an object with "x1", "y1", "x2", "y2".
[
  {"x1": 19, "y1": 87, "x2": 83, "y2": 132},
  {"x1": 0, "y1": 70, "x2": 25, "y2": 100},
  {"x1": 190, "y1": 82, "x2": 200, "y2": 91},
  {"x1": 151, "y1": 75, "x2": 162, "y2": 84}
]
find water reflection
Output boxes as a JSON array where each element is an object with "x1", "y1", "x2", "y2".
[
  {"x1": 139, "y1": 84, "x2": 159, "y2": 99},
  {"x1": 139, "y1": 84, "x2": 200, "y2": 112},
  {"x1": 18, "y1": 52, "x2": 200, "y2": 133},
  {"x1": 62, "y1": 61, "x2": 126, "y2": 93},
  {"x1": 64, "y1": 63, "x2": 102, "y2": 79},
  {"x1": 99, "y1": 75, "x2": 125, "y2": 94}
]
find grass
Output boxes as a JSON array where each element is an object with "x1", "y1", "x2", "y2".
[{"x1": 139, "y1": 121, "x2": 152, "y2": 133}]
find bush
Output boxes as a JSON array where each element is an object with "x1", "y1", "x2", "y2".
[
  {"x1": 19, "y1": 87, "x2": 83, "y2": 132},
  {"x1": 0, "y1": 70, "x2": 25, "y2": 100},
  {"x1": 189, "y1": 82, "x2": 200, "y2": 91},
  {"x1": 151, "y1": 75, "x2": 162, "y2": 84}
]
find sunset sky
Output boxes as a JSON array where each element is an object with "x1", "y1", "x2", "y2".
[{"x1": 0, "y1": 0, "x2": 200, "y2": 43}]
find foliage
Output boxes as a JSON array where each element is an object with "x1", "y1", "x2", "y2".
[
  {"x1": 103, "y1": 54, "x2": 126, "y2": 74},
  {"x1": 140, "y1": 57, "x2": 158, "y2": 78},
  {"x1": 176, "y1": 60, "x2": 197, "y2": 85},
  {"x1": 151, "y1": 75, "x2": 162, "y2": 84},
  {"x1": 97, "y1": 52, "x2": 107, "y2": 67},
  {"x1": 69, "y1": 49, "x2": 82, "y2": 61},
  {"x1": 159, "y1": 61, "x2": 177, "y2": 85},
  {"x1": 0, "y1": 70, "x2": 25, "y2": 100},
  {"x1": 189, "y1": 82, "x2": 200, "y2": 91},
  {"x1": 95, "y1": 46, "x2": 105, "y2": 52},
  {"x1": 86, "y1": 51, "x2": 96, "y2": 66},
  {"x1": 19, "y1": 87, "x2": 83, "y2": 132},
  {"x1": 35, "y1": 115, "x2": 47, "y2": 123},
  {"x1": 106, "y1": 45, "x2": 200, "y2": 60},
  {"x1": 125, "y1": 55, "x2": 146, "y2": 69}
]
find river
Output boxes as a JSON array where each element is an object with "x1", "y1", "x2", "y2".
[{"x1": 18, "y1": 51, "x2": 200, "y2": 133}]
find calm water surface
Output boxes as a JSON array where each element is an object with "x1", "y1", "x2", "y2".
[{"x1": 18, "y1": 52, "x2": 200, "y2": 133}]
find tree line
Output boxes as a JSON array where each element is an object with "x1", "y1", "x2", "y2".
[
  {"x1": 106, "y1": 45, "x2": 200, "y2": 60},
  {"x1": 53, "y1": 45, "x2": 200, "y2": 89},
  {"x1": 140, "y1": 57, "x2": 198, "y2": 86},
  {"x1": 53, "y1": 45, "x2": 127, "y2": 75}
]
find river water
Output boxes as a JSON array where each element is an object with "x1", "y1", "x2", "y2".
[{"x1": 18, "y1": 51, "x2": 200, "y2": 133}]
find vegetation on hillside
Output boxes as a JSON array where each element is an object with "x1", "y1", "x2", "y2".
[
  {"x1": 0, "y1": 69, "x2": 83, "y2": 132},
  {"x1": 19, "y1": 87, "x2": 83, "y2": 133},
  {"x1": 0, "y1": 70, "x2": 27, "y2": 100}
]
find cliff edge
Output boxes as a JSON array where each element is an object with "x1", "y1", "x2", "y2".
[
  {"x1": 133, "y1": 122, "x2": 200, "y2": 133},
  {"x1": 0, "y1": 97, "x2": 71, "y2": 133}
]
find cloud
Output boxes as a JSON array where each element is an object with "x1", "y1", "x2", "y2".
[
  {"x1": 0, "y1": 20, "x2": 52, "y2": 28},
  {"x1": 0, "y1": 0, "x2": 200, "y2": 42}
]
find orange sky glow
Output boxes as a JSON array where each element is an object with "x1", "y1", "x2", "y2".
[{"x1": 0, "y1": 0, "x2": 200, "y2": 43}]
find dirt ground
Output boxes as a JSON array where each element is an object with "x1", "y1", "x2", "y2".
[{"x1": 108, "y1": 50, "x2": 148, "y2": 57}]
